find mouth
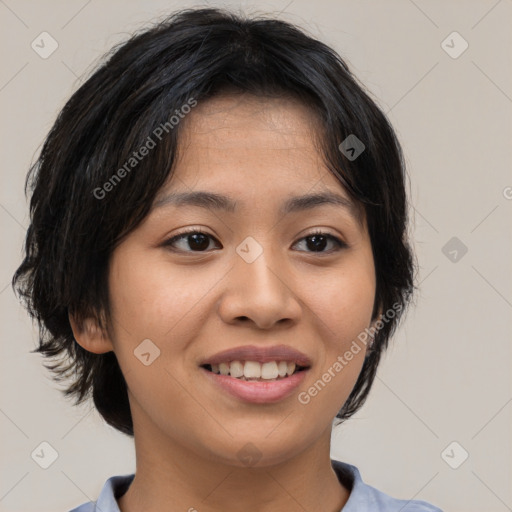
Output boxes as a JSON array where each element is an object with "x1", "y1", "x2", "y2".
[
  {"x1": 199, "y1": 345, "x2": 312, "y2": 403},
  {"x1": 201, "y1": 360, "x2": 309, "y2": 382},
  {"x1": 200, "y1": 363, "x2": 309, "y2": 404}
]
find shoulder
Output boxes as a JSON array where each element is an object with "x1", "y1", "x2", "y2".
[
  {"x1": 67, "y1": 474, "x2": 135, "y2": 512},
  {"x1": 331, "y1": 459, "x2": 443, "y2": 512}
]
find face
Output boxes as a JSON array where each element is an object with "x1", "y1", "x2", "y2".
[{"x1": 102, "y1": 94, "x2": 376, "y2": 467}]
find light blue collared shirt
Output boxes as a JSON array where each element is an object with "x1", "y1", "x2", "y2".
[{"x1": 68, "y1": 459, "x2": 443, "y2": 511}]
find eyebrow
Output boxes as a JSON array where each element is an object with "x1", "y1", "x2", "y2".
[{"x1": 152, "y1": 190, "x2": 362, "y2": 224}]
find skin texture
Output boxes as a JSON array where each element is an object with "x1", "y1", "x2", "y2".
[{"x1": 70, "y1": 93, "x2": 377, "y2": 512}]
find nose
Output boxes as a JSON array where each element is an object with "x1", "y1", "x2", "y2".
[{"x1": 217, "y1": 243, "x2": 302, "y2": 330}]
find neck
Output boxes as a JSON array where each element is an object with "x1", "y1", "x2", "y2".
[{"x1": 118, "y1": 419, "x2": 349, "y2": 512}]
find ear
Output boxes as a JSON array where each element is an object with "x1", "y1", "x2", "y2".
[
  {"x1": 367, "y1": 306, "x2": 384, "y2": 350},
  {"x1": 370, "y1": 305, "x2": 383, "y2": 329},
  {"x1": 68, "y1": 312, "x2": 114, "y2": 354}
]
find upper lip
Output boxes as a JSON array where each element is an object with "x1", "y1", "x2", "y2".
[{"x1": 200, "y1": 344, "x2": 312, "y2": 367}]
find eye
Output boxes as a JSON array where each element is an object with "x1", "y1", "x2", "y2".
[
  {"x1": 163, "y1": 229, "x2": 347, "y2": 254},
  {"x1": 293, "y1": 230, "x2": 347, "y2": 254},
  {"x1": 163, "y1": 229, "x2": 221, "y2": 253}
]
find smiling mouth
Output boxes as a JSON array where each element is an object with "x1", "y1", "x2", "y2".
[{"x1": 201, "y1": 360, "x2": 309, "y2": 381}]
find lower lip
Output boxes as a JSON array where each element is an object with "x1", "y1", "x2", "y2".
[{"x1": 201, "y1": 367, "x2": 308, "y2": 404}]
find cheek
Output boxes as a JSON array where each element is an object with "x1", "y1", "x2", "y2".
[
  {"x1": 311, "y1": 257, "x2": 376, "y2": 349},
  {"x1": 296, "y1": 253, "x2": 375, "y2": 416},
  {"x1": 108, "y1": 249, "x2": 215, "y2": 339}
]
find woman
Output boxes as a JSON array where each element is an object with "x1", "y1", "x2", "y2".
[{"x1": 13, "y1": 7, "x2": 442, "y2": 512}]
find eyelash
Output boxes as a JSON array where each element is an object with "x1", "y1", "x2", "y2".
[{"x1": 163, "y1": 228, "x2": 348, "y2": 255}]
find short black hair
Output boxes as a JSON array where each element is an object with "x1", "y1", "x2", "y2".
[{"x1": 13, "y1": 7, "x2": 415, "y2": 436}]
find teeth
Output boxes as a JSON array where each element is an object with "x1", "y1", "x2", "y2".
[
  {"x1": 261, "y1": 361, "x2": 279, "y2": 379},
  {"x1": 207, "y1": 360, "x2": 303, "y2": 380},
  {"x1": 244, "y1": 361, "x2": 261, "y2": 379},
  {"x1": 277, "y1": 361, "x2": 288, "y2": 377},
  {"x1": 229, "y1": 360, "x2": 244, "y2": 378}
]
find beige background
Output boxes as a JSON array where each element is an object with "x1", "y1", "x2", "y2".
[{"x1": 1, "y1": 1, "x2": 511, "y2": 511}]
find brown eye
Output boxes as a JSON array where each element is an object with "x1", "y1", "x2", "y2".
[
  {"x1": 164, "y1": 230, "x2": 220, "y2": 252},
  {"x1": 293, "y1": 232, "x2": 347, "y2": 254},
  {"x1": 163, "y1": 229, "x2": 347, "y2": 254}
]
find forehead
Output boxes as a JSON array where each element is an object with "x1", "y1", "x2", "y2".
[
  {"x1": 184, "y1": 93, "x2": 316, "y2": 138},
  {"x1": 155, "y1": 93, "x2": 364, "y2": 225},
  {"x1": 178, "y1": 93, "x2": 324, "y2": 163}
]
